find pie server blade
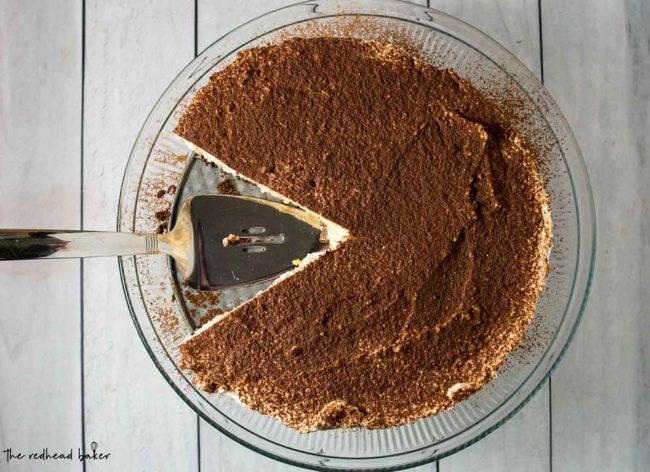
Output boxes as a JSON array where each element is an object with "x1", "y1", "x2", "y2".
[
  {"x1": 0, "y1": 195, "x2": 327, "y2": 291},
  {"x1": 180, "y1": 195, "x2": 326, "y2": 290}
]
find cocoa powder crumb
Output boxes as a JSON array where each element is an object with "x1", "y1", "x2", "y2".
[
  {"x1": 216, "y1": 179, "x2": 238, "y2": 195},
  {"x1": 155, "y1": 209, "x2": 170, "y2": 222},
  {"x1": 182, "y1": 285, "x2": 221, "y2": 309}
]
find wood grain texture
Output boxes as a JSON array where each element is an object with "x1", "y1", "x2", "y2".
[
  {"x1": 543, "y1": 0, "x2": 649, "y2": 470},
  {"x1": 82, "y1": 1, "x2": 197, "y2": 470},
  {"x1": 427, "y1": 1, "x2": 550, "y2": 471},
  {"x1": 0, "y1": 1, "x2": 82, "y2": 471}
]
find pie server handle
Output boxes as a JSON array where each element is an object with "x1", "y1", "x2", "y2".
[{"x1": 0, "y1": 230, "x2": 163, "y2": 260}]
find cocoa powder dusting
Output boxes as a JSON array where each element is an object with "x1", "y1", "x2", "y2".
[{"x1": 175, "y1": 38, "x2": 551, "y2": 431}]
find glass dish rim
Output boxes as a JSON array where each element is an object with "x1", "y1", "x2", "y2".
[{"x1": 117, "y1": 1, "x2": 597, "y2": 469}]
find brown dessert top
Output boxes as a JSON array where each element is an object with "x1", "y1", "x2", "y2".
[{"x1": 175, "y1": 37, "x2": 551, "y2": 431}]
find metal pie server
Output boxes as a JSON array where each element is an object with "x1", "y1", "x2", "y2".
[{"x1": 0, "y1": 195, "x2": 327, "y2": 290}]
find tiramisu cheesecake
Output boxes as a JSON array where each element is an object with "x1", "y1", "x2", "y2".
[{"x1": 175, "y1": 37, "x2": 552, "y2": 432}]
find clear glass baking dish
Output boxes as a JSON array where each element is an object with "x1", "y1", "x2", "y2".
[{"x1": 117, "y1": 1, "x2": 596, "y2": 469}]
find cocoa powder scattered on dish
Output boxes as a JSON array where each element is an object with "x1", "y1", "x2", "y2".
[
  {"x1": 176, "y1": 38, "x2": 551, "y2": 431},
  {"x1": 198, "y1": 308, "x2": 223, "y2": 328},
  {"x1": 154, "y1": 209, "x2": 171, "y2": 221},
  {"x1": 154, "y1": 208, "x2": 171, "y2": 234},
  {"x1": 216, "y1": 179, "x2": 239, "y2": 195},
  {"x1": 182, "y1": 284, "x2": 221, "y2": 309}
]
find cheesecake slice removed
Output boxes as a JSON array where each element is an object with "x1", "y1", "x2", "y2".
[{"x1": 174, "y1": 37, "x2": 552, "y2": 432}]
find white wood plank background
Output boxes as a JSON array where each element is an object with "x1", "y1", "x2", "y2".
[
  {"x1": 1, "y1": 1, "x2": 82, "y2": 471},
  {"x1": 0, "y1": 0, "x2": 647, "y2": 471},
  {"x1": 543, "y1": 1, "x2": 650, "y2": 470},
  {"x1": 82, "y1": 1, "x2": 196, "y2": 471}
]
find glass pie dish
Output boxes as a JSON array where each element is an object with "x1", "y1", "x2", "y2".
[{"x1": 117, "y1": 0, "x2": 596, "y2": 470}]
